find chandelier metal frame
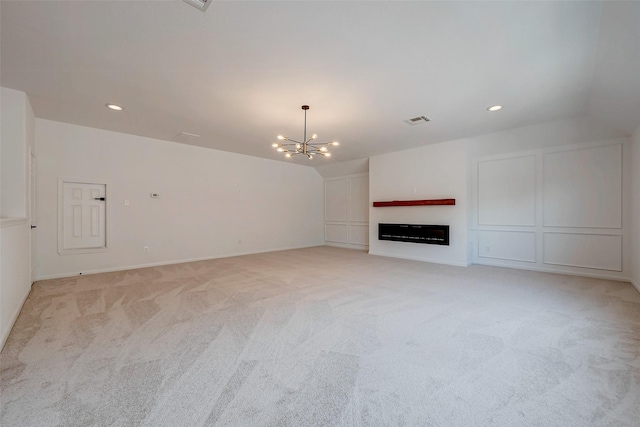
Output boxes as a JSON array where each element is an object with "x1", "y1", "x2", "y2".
[{"x1": 272, "y1": 105, "x2": 339, "y2": 159}]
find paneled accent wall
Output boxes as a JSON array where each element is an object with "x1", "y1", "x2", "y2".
[
  {"x1": 325, "y1": 174, "x2": 369, "y2": 249},
  {"x1": 472, "y1": 141, "x2": 629, "y2": 279}
]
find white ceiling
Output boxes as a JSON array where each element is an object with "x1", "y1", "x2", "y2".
[{"x1": 1, "y1": 1, "x2": 639, "y2": 165}]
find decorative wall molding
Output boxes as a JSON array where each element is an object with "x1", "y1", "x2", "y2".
[
  {"x1": 478, "y1": 230, "x2": 536, "y2": 263},
  {"x1": 542, "y1": 232, "x2": 622, "y2": 271},
  {"x1": 472, "y1": 139, "x2": 628, "y2": 279},
  {"x1": 478, "y1": 155, "x2": 536, "y2": 226},
  {"x1": 325, "y1": 174, "x2": 369, "y2": 249}
]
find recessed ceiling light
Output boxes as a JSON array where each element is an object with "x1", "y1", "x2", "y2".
[
  {"x1": 105, "y1": 103, "x2": 123, "y2": 111},
  {"x1": 487, "y1": 105, "x2": 503, "y2": 112}
]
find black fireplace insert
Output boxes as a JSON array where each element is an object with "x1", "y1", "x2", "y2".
[{"x1": 378, "y1": 223, "x2": 450, "y2": 245}]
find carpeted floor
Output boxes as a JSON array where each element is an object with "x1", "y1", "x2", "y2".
[{"x1": 1, "y1": 246, "x2": 639, "y2": 426}]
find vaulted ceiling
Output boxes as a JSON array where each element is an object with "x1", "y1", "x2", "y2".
[{"x1": 1, "y1": 1, "x2": 639, "y2": 164}]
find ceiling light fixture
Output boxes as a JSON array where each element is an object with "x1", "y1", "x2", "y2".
[
  {"x1": 487, "y1": 105, "x2": 503, "y2": 112},
  {"x1": 272, "y1": 105, "x2": 339, "y2": 159},
  {"x1": 106, "y1": 103, "x2": 123, "y2": 111}
]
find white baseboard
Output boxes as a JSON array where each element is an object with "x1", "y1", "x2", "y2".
[
  {"x1": 368, "y1": 250, "x2": 470, "y2": 267},
  {"x1": 1, "y1": 286, "x2": 31, "y2": 351},
  {"x1": 474, "y1": 257, "x2": 633, "y2": 283},
  {"x1": 34, "y1": 244, "x2": 323, "y2": 282},
  {"x1": 324, "y1": 242, "x2": 369, "y2": 251},
  {"x1": 631, "y1": 279, "x2": 640, "y2": 294}
]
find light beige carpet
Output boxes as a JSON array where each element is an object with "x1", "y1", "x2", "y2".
[{"x1": 1, "y1": 246, "x2": 639, "y2": 426}]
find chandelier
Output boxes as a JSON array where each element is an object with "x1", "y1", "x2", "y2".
[{"x1": 272, "y1": 105, "x2": 339, "y2": 159}]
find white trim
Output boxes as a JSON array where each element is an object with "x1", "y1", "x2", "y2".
[
  {"x1": 631, "y1": 279, "x2": 640, "y2": 295},
  {"x1": 324, "y1": 173, "x2": 369, "y2": 247},
  {"x1": 541, "y1": 143, "x2": 623, "y2": 229},
  {"x1": 368, "y1": 250, "x2": 470, "y2": 267},
  {"x1": 541, "y1": 232, "x2": 622, "y2": 272},
  {"x1": 477, "y1": 154, "x2": 537, "y2": 227},
  {"x1": 325, "y1": 241, "x2": 368, "y2": 250},
  {"x1": 34, "y1": 244, "x2": 322, "y2": 281},
  {"x1": 57, "y1": 178, "x2": 110, "y2": 255},
  {"x1": 474, "y1": 257, "x2": 632, "y2": 283},
  {"x1": 0, "y1": 217, "x2": 28, "y2": 228},
  {"x1": 0, "y1": 285, "x2": 30, "y2": 351}
]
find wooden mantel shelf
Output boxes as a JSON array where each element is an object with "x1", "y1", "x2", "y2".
[{"x1": 372, "y1": 198, "x2": 456, "y2": 207}]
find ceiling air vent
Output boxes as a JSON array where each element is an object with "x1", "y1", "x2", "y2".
[
  {"x1": 403, "y1": 116, "x2": 431, "y2": 126},
  {"x1": 183, "y1": 0, "x2": 212, "y2": 12},
  {"x1": 172, "y1": 131, "x2": 201, "y2": 144}
]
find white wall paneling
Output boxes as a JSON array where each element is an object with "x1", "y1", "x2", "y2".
[
  {"x1": 349, "y1": 175, "x2": 369, "y2": 222},
  {"x1": 473, "y1": 137, "x2": 629, "y2": 280},
  {"x1": 543, "y1": 233, "x2": 622, "y2": 271},
  {"x1": 325, "y1": 179, "x2": 348, "y2": 222},
  {"x1": 478, "y1": 230, "x2": 536, "y2": 263},
  {"x1": 478, "y1": 155, "x2": 536, "y2": 226},
  {"x1": 543, "y1": 144, "x2": 622, "y2": 228},
  {"x1": 325, "y1": 224, "x2": 349, "y2": 244},
  {"x1": 349, "y1": 224, "x2": 369, "y2": 246},
  {"x1": 324, "y1": 173, "x2": 369, "y2": 249}
]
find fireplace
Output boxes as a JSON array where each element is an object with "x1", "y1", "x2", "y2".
[{"x1": 378, "y1": 223, "x2": 450, "y2": 246}]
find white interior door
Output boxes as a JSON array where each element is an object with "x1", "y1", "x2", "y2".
[{"x1": 62, "y1": 182, "x2": 106, "y2": 250}]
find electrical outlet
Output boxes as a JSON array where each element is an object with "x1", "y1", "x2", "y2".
[{"x1": 144, "y1": 246, "x2": 149, "y2": 253}]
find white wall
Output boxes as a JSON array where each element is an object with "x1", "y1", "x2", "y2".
[
  {"x1": 466, "y1": 116, "x2": 628, "y2": 158},
  {"x1": 315, "y1": 158, "x2": 369, "y2": 179},
  {"x1": 1, "y1": 221, "x2": 30, "y2": 348},
  {"x1": 631, "y1": 125, "x2": 640, "y2": 292},
  {"x1": 0, "y1": 88, "x2": 35, "y2": 349},
  {"x1": 35, "y1": 119, "x2": 324, "y2": 279},
  {"x1": 1, "y1": 87, "x2": 32, "y2": 217},
  {"x1": 469, "y1": 117, "x2": 632, "y2": 281},
  {"x1": 369, "y1": 139, "x2": 468, "y2": 266}
]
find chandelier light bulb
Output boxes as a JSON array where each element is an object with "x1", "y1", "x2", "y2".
[
  {"x1": 285, "y1": 153, "x2": 291, "y2": 158},
  {"x1": 312, "y1": 134, "x2": 318, "y2": 140},
  {"x1": 324, "y1": 152, "x2": 331, "y2": 157},
  {"x1": 320, "y1": 147, "x2": 328, "y2": 152},
  {"x1": 272, "y1": 143, "x2": 279, "y2": 147},
  {"x1": 277, "y1": 135, "x2": 285, "y2": 140},
  {"x1": 296, "y1": 143, "x2": 301, "y2": 149},
  {"x1": 277, "y1": 147, "x2": 284, "y2": 152},
  {"x1": 330, "y1": 141, "x2": 340, "y2": 146}
]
